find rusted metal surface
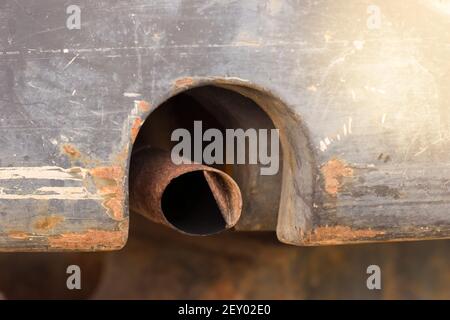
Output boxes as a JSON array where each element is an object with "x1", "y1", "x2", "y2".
[
  {"x1": 2, "y1": 0, "x2": 450, "y2": 249},
  {"x1": 320, "y1": 159, "x2": 354, "y2": 197},
  {"x1": 129, "y1": 149, "x2": 242, "y2": 235}
]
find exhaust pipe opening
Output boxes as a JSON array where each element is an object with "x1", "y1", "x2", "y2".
[
  {"x1": 129, "y1": 149, "x2": 242, "y2": 236},
  {"x1": 162, "y1": 171, "x2": 226, "y2": 235},
  {"x1": 132, "y1": 84, "x2": 283, "y2": 232}
]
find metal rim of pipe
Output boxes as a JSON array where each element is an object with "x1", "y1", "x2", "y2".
[{"x1": 129, "y1": 148, "x2": 243, "y2": 236}]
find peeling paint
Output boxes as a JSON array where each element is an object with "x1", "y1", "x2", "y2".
[
  {"x1": 48, "y1": 229, "x2": 126, "y2": 250},
  {"x1": 130, "y1": 117, "x2": 143, "y2": 144},
  {"x1": 174, "y1": 77, "x2": 194, "y2": 89},
  {"x1": 0, "y1": 184, "x2": 100, "y2": 200},
  {"x1": 0, "y1": 166, "x2": 86, "y2": 180},
  {"x1": 321, "y1": 159, "x2": 354, "y2": 196},
  {"x1": 33, "y1": 215, "x2": 64, "y2": 231},
  {"x1": 61, "y1": 144, "x2": 81, "y2": 159},
  {"x1": 0, "y1": 191, "x2": 101, "y2": 200},
  {"x1": 89, "y1": 167, "x2": 125, "y2": 221},
  {"x1": 137, "y1": 100, "x2": 152, "y2": 113},
  {"x1": 306, "y1": 226, "x2": 385, "y2": 245},
  {"x1": 60, "y1": 144, "x2": 99, "y2": 166},
  {"x1": 8, "y1": 231, "x2": 30, "y2": 240}
]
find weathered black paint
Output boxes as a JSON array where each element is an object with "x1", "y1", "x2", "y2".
[{"x1": 1, "y1": 0, "x2": 450, "y2": 250}]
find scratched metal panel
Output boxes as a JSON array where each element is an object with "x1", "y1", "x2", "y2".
[
  {"x1": 304, "y1": 0, "x2": 450, "y2": 245},
  {"x1": 1, "y1": 0, "x2": 450, "y2": 250}
]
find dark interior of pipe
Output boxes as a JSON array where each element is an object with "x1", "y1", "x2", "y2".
[{"x1": 161, "y1": 171, "x2": 227, "y2": 235}]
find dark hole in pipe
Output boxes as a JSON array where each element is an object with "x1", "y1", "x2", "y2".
[{"x1": 161, "y1": 171, "x2": 226, "y2": 235}]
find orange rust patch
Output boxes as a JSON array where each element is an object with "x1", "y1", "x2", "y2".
[
  {"x1": 33, "y1": 215, "x2": 64, "y2": 231},
  {"x1": 61, "y1": 144, "x2": 81, "y2": 159},
  {"x1": 174, "y1": 77, "x2": 194, "y2": 89},
  {"x1": 8, "y1": 231, "x2": 29, "y2": 240},
  {"x1": 89, "y1": 166, "x2": 125, "y2": 221},
  {"x1": 137, "y1": 100, "x2": 152, "y2": 113},
  {"x1": 90, "y1": 166, "x2": 123, "y2": 181},
  {"x1": 48, "y1": 229, "x2": 126, "y2": 250},
  {"x1": 321, "y1": 158, "x2": 354, "y2": 196},
  {"x1": 130, "y1": 117, "x2": 143, "y2": 143},
  {"x1": 306, "y1": 226, "x2": 385, "y2": 245}
]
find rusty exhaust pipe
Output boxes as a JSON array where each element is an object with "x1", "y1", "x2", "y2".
[{"x1": 129, "y1": 149, "x2": 242, "y2": 235}]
